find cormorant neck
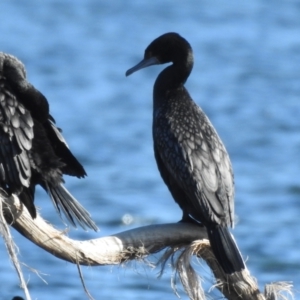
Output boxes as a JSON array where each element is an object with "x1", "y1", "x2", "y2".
[{"x1": 154, "y1": 49, "x2": 193, "y2": 96}]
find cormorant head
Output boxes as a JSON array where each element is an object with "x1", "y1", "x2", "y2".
[
  {"x1": 126, "y1": 32, "x2": 193, "y2": 77},
  {"x1": 0, "y1": 52, "x2": 27, "y2": 89}
]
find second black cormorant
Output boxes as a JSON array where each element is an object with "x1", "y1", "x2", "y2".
[
  {"x1": 0, "y1": 52, "x2": 97, "y2": 231},
  {"x1": 126, "y1": 33, "x2": 245, "y2": 274}
]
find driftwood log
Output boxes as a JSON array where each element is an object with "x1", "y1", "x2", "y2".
[{"x1": 1, "y1": 193, "x2": 293, "y2": 300}]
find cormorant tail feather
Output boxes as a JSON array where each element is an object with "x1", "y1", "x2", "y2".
[
  {"x1": 207, "y1": 225, "x2": 245, "y2": 274},
  {"x1": 45, "y1": 183, "x2": 98, "y2": 231}
]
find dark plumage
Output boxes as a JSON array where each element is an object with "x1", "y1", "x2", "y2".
[
  {"x1": 0, "y1": 52, "x2": 97, "y2": 231},
  {"x1": 126, "y1": 33, "x2": 245, "y2": 274}
]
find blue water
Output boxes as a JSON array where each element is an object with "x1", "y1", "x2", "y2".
[{"x1": 0, "y1": 1, "x2": 300, "y2": 299}]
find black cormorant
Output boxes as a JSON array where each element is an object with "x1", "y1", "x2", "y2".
[
  {"x1": 126, "y1": 33, "x2": 245, "y2": 274},
  {"x1": 0, "y1": 52, "x2": 97, "y2": 231}
]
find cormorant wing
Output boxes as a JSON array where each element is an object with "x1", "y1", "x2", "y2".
[
  {"x1": 15, "y1": 79, "x2": 86, "y2": 179},
  {"x1": 187, "y1": 105, "x2": 235, "y2": 226},
  {"x1": 48, "y1": 118, "x2": 69, "y2": 147},
  {"x1": 43, "y1": 116, "x2": 87, "y2": 178},
  {"x1": 154, "y1": 102, "x2": 234, "y2": 227},
  {"x1": 0, "y1": 77, "x2": 33, "y2": 190}
]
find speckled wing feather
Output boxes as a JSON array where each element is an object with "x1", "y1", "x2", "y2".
[
  {"x1": 153, "y1": 91, "x2": 234, "y2": 227},
  {"x1": 189, "y1": 103, "x2": 234, "y2": 226},
  {"x1": 0, "y1": 78, "x2": 33, "y2": 192}
]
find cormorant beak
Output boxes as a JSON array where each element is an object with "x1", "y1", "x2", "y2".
[{"x1": 125, "y1": 56, "x2": 160, "y2": 76}]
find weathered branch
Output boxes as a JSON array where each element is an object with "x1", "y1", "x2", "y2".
[
  {"x1": 1, "y1": 193, "x2": 294, "y2": 300},
  {"x1": 3, "y1": 194, "x2": 208, "y2": 265}
]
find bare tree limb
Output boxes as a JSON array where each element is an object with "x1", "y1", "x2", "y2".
[{"x1": 1, "y1": 192, "x2": 294, "y2": 300}]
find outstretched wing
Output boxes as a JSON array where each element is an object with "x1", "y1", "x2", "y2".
[
  {"x1": 0, "y1": 77, "x2": 33, "y2": 192},
  {"x1": 154, "y1": 98, "x2": 234, "y2": 227}
]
